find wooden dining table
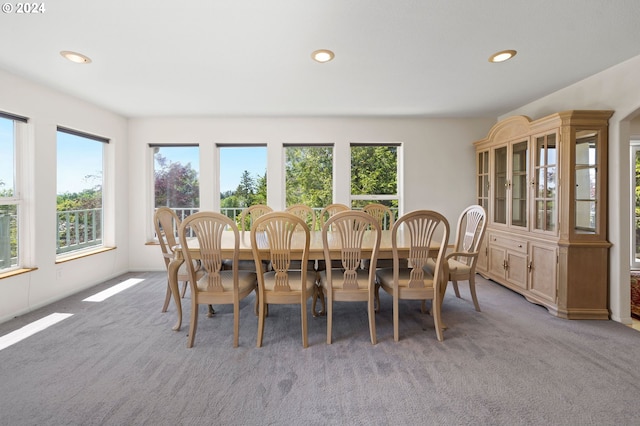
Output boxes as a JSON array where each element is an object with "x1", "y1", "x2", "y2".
[{"x1": 167, "y1": 229, "x2": 444, "y2": 331}]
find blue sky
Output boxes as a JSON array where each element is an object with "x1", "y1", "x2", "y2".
[
  {"x1": 155, "y1": 145, "x2": 267, "y2": 193},
  {"x1": 1, "y1": 116, "x2": 267, "y2": 195}
]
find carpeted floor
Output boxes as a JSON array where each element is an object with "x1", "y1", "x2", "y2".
[{"x1": 0, "y1": 272, "x2": 639, "y2": 426}]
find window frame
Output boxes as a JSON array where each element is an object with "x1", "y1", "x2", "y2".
[
  {"x1": 631, "y1": 141, "x2": 640, "y2": 270},
  {"x1": 149, "y1": 143, "x2": 201, "y2": 240},
  {"x1": 349, "y1": 143, "x2": 401, "y2": 213},
  {"x1": 0, "y1": 112, "x2": 28, "y2": 273},
  {"x1": 56, "y1": 126, "x2": 109, "y2": 258}
]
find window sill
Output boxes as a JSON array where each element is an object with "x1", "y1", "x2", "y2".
[
  {"x1": 0, "y1": 267, "x2": 38, "y2": 280},
  {"x1": 55, "y1": 246, "x2": 116, "y2": 264}
]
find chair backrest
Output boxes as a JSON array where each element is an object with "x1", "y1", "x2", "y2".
[
  {"x1": 154, "y1": 207, "x2": 181, "y2": 268},
  {"x1": 239, "y1": 204, "x2": 273, "y2": 231},
  {"x1": 392, "y1": 210, "x2": 450, "y2": 289},
  {"x1": 452, "y1": 205, "x2": 487, "y2": 267},
  {"x1": 362, "y1": 203, "x2": 395, "y2": 230},
  {"x1": 250, "y1": 212, "x2": 311, "y2": 291},
  {"x1": 179, "y1": 211, "x2": 240, "y2": 291},
  {"x1": 322, "y1": 210, "x2": 381, "y2": 290},
  {"x1": 286, "y1": 204, "x2": 317, "y2": 231},
  {"x1": 319, "y1": 203, "x2": 350, "y2": 228}
]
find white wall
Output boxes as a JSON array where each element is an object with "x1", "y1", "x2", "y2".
[
  {"x1": 0, "y1": 69, "x2": 130, "y2": 323},
  {"x1": 127, "y1": 116, "x2": 495, "y2": 271},
  {"x1": 501, "y1": 53, "x2": 640, "y2": 324}
]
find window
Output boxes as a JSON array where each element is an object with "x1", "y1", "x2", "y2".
[
  {"x1": 632, "y1": 142, "x2": 640, "y2": 269},
  {"x1": 350, "y1": 144, "x2": 399, "y2": 222},
  {"x1": 0, "y1": 112, "x2": 27, "y2": 271},
  {"x1": 219, "y1": 145, "x2": 267, "y2": 221},
  {"x1": 285, "y1": 144, "x2": 333, "y2": 210},
  {"x1": 56, "y1": 127, "x2": 107, "y2": 255},
  {"x1": 152, "y1": 145, "x2": 200, "y2": 222}
]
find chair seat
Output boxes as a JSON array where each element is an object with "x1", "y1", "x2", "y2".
[
  {"x1": 318, "y1": 269, "x2": 372, "y2": 290},
  {"x1": 376, "y1": 267, "x2": 436, "y2": 291},
  {"x1": 197, "y1": 270, "x2": 258, "y2": 293},
  {"x1": 425, "y1": 257, "x2": 471, "y2": 276},
  {"x1": 262, "y1": 270, "x2": 316, "y2": 292}
]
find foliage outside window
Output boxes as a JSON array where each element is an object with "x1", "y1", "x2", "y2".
[
  {"x1": 350, "y1": 144, "x2": 399, "y2": 222},
  {"x1": 57, "y1": 128, "x2": 106, "y2": 255},
  {"x1": 0, "y1": 116, "x2": 19, "y2": 270},
  {"x1": 219, "y1": 146, "x2": 267, "y2": 222},
  {"x1": 285, "y1": 145, "x2": 333, "y2": 208},
  {"x1": 633, "y1": 143, "x2": 640, "y2": 268},
  {"x1": 153, "y1": 145, "x2": 200, "y2": 222}
]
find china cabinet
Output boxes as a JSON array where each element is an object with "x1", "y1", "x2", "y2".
[{"x1": 474, "y1": 110, "x2": 613, "y2": 319}]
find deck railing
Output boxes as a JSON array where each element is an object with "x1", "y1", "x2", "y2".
[{"x1": 56, "y1": 208, "x2": 103, "y2": 254}]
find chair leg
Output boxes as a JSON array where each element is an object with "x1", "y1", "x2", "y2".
[
  {"x1": 452, "y1": 280, "x2": 461, "y2": 298},
  {"x1": 257, "y1": 296, "x2": 266, "y2": 348},
  {"x1": 312, "y1": 285, "x2": 326, "y2": 317},
  {"x1": 469, "y1": 275, "x2": 481, "y2": 312},
  {"x1": 180, "y1": 281, "x2": 188, "y2": 298},
  {"x1": 326, "y1": 294, "x2": 333, "y2": 345},
  {"x1": 374, "y1": 283, "x2": 381, "y2": 312},
  {"x1": 187, "y1": 301, "x2": 199, "y2": 348},
  {"x1": 301, "y1": 298, "x2": 308, "y2": 348},
  {"x1": 393, "y1": 290, "x2": 399, "y2": 342},
  {"x1": 432, "y1": 296, "x2": 444, "y2": 342},
  {"x1": 207, "y1": 305, "x2": 215, "y2": 317},
  {"x1": 162, "y1": 280, "x2": 171, "y2": 313},
  {"x1": 233, "y1": 299, "x2": 240, "y2": 348},
  {"x1": 368, "y1": 295, "x2": 377, "y2": 345}
]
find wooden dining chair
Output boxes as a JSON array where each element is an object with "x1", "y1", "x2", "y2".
[
  {"x1": 179, "y1": 212, "x2": 258, "y2": 348},
  {"x1": 314, "y1": 203, "x2": 351, "y2": 316},
  {"x1": 362, "y1": 203, "x2": 395, "y2": 230},
  {"x1": 318, "y1": 203, "x2": 350, "y2": 229},
  {"x1": 224, "y1": 204, "x2": 274, "y2": 273},
  {"x1": 251, "y1": 212, "x2": 316, "y2": 348},
  {"x1": 154, "y1": 207, "x2": 202, "y2": 312},
  {"x1": 425, "y1": 205, "x2": 487, "y2": 311},
  {"x1": 318, "y1": 210, "x2": 381, "y2": 344},
  {"x1": 376, "y1": 210, "x2": 450, "y2": 342},
  {"x1": 286, "y1": 204, "x2": 317, "y2": 231}
]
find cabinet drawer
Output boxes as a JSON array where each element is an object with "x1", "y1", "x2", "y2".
[{"x1": 488, "y1": 233, "x2": 528, "y2": 253}]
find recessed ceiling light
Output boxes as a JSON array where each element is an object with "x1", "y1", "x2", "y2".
[
  {"x1": 60, "y1": 50, "x2": 92, "y2": 64},
  {"x1": 488, "y1": 50, "x2": 517, "y2": 63},
  {"x1": 312, "y1": 49, "x2": 335, "y2": 63}
]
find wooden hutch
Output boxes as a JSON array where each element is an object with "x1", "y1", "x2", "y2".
[{"x1": 474, "y1": 110, "x2": 613, "y2": 319}]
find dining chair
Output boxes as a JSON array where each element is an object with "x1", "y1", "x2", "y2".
[
  {"x1": 361, "y1": 202, "x2": 397, "y2": 274},
  {"x1": 224, "y1": 204, "x2": 274, "y2": 272},
  {"x1": 376, "y1": 210, "x2": 450, "y2": 342},
  {"x1": 425, "y1": 205, "x2": 487, "y2": 312},
  {"x1": 179, "y1": 211, "x2": 258, "y2": 348},
  {"x1": 314, "y1": 203, "x2": 351, "y2": 315},
  {"x1": 318, "y1": 203, "x2": 350, "y2": 229},
  {"x1": 251, "y1": 211, "x2": 316, "y2": 348},
  {"x1": 286, "y1": 204, "x2": 317, "y2": 231},
  {"x1": 318, "y1": 210, "x2": 381, "y2": 345},
  {"x1": 362, "y1": 203, "x2": 395, "y2": 230},
  {"x1": 154, "y1": 207, "x2": 203, "y2": 312}
]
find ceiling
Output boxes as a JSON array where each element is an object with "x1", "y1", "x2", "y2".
[{"x1": 2, "y1": 0, "x2": 640, "y2": 118}]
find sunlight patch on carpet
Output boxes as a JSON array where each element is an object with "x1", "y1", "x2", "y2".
[
  {"x1": 83, "y1": 278, "x2": 145, "y2": 302},
  {"x1": 0, "y1": 313, "x2": 74, "y2": 351}
]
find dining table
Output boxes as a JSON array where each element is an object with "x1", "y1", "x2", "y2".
[{"x1": 166, "y1": 228, "x2": 445, "y2": 331}]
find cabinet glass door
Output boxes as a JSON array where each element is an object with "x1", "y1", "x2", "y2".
[
  {"x1": 477, "y1": 151, "x2": 490, "y2": 212},
  {"x1": 494, "y1": 146, "x2": 507, "y2": 224},
  {"x1": 511, "y1": 140, "x2": 528, "y2": 228},
  {"x1": 575, "y1": 131, "x2": 598, "y2": 233},
  {"x1": 533, "y1": 133, "x2": 557, "y2": 232}
]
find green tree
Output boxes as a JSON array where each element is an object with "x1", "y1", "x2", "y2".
[
  {"x1": 350, "y1": 146, "x2": 398, "y2": 208},
  {"x1": 154, "y1": 154, "x2": 199, "y2": 208},
  {"x1": 285, "y1": 146, "x2": 333, "y2": 207}
]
